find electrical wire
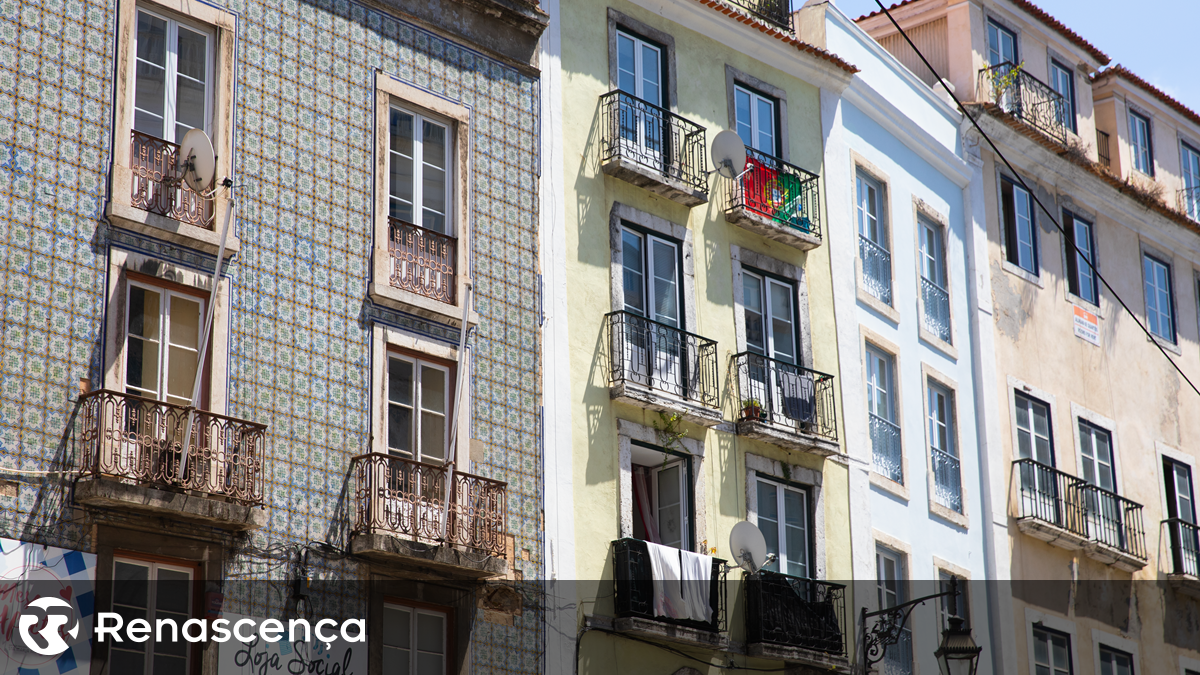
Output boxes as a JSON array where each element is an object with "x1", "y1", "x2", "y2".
[
  {"x1": 574, "y1": 626, "x2": 793, "y2": 673},
  {"x1": 870, "y1": 0, "x2": 1200, "y2": 400}
]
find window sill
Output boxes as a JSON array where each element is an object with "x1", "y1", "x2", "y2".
[
  {"x1": 107, "y1": 192, "x2": 240, "y2": 258},
  {"x1": 600, "y1": 158, "x2": 709, "y2": 208},
  {"x1": 609, "y1": 381, "x2": 723, "y2": 428},
  {"x1": 368, "y1": 281, "x2": 479, "y2": 328},
  {"x1": 724, "y1": 206, "x2": 821, "y2": 251},
  {"x1": 928, "y1": 498, "x2": 968, "y2": 530},
  {"x1": 917, "y1": 325, "x2": 958, "y2": 361},
  {"x1": 869, "y1": 471, "x2": 909, "y2": 501},
  {"x1": 856, "y1": 285, "x2": 900, "y2": 324},
  {"x1": 1148, "y1": 333, "x2": 1182, "y2": 355},
  {"x1": 1001, "y1": 260, "x2": 1042, "y2": 287}
]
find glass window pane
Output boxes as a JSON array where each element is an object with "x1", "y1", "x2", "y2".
[
  {"x1": 420, "y1": 366, "x2": 446, "y2": 414},
  {"x1": 769, "y1": 281, "x2": 794, "y2": 362},
  {"x1": 743, "y1": 274, "x2": 765, "y2": 354},
  {"x1": 757, "y1": 481, "x2": 779, "y2": 570},
  {"x1": 416, "y1": 612, "x2": 444, "y2": 653},
  {"x1": 657, "y1": 464, "x2": 683, "y2": 548},
  {"x1": 756, "y1": 97, "x2": 774, "y2": 153},
  {"x1": 384, "y1": 606, "x2": 411, "y2": 648},
  {"x1": 640, "y1": 44, "x2": 660, "y2": 106},
  {"x1": 390, "y1": 111, "x2": 415, "y2": 222},
  {"x1": 650, "y1": 239, "x2": 678, "y2": 327},
  {"x1": 419, "y1": 411, "x2": 445, "y2": 462},
  {"x1": 114, "y1": 561, "x2": 150, "y2": 609},
  {"x1": 621, "y1": 230, "x2": 644, "y2": 315},
  {"x1": 174, "y1": 27, "x2": 207, "y2": 135},
  {"x1": 616, "y1": 35, "x2": 636, "y2": 94},
  {"x1": 735, "y1": 89, "x2": 752, "y2": 147}
]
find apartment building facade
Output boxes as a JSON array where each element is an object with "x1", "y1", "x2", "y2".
[{"x1": 0, "y1": 0, "x2": 546, "y2": 672}]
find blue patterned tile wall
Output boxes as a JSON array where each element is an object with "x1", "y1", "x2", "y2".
[{"x1": 0, "y1": 0, "x2": 543, "y2": 671}]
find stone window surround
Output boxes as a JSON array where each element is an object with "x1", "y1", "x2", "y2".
[
  {"x1": 1023, "y1": 607, "x2": 1079, "y2": 675},
  {"x1": 862, "y1": 326, "x2": 907, "y2": 501},
  {"x1": 1006, "y1": 376, "x2": 1058, "y2": 471},
  {"x1": 1057, "y1": 197, "x2": 1104, "y2": 316},
  {"x1": 108, "y1": 0, "x2": 239, "y2": 255},
  {"x1": 723, "y1": 65, "x2": 790, "y2": 162},
  {"x1": 911, "y1": 197, "x2": 957, "y2": 359},
  {"x1": 871, "y1": 529, "x2": 911, "y2": 614},
  {"x1": 1069, "y1": 403, "x2": 1123, "y2": 499},
  {"x1": 368, "y1": 322, "x2": 472, "y2": 472},
  {"x1": 102, "y1": 248, "x2": 232, "y2": 417},
  {"x1": 982, "y1": 12, "x2": 1021, "y2": 63},
  {"x1": 606, "y1": 8, "x2": 678, "y2": 110},
  {"x1": 370, "y1": 71, "x2": 477, "y2": 327},
  {"x1": 608, "y1": 202, "x2": 697, "y2": 329},
  {"x1": 920, "y1": 363, "x2": 968, "y2": 529},
  {"x1": 1179, "y1": 652, "x2": 1200, "y2": 675},
  {"x1": 996, "y1": 168, "x2": 1044, "y2": 287},
  {"x1": 1091, "y1": 627, "x2": 1140, "y2": 675},
  {"x1": 729, "y1": 245, "x2": 813, "y2": 369},
  {"x1": 850, "y1": 151, "x2": 900, "y2": 323},
  {"x1": 617, "y1": 419, "x2": 707, "y2": 553},
  {"x1": 932, "y1": 555, "x2": 973, "y2": 627},
  {"x1": 744, "y1": 452, "x2": 825, "y2": 579},
  {"x1": 1138, "y1": 238, "x2": 1182, "y2": 354}
]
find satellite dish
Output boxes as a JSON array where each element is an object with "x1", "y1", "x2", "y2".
[
  {"x1": 710, "y1": 129, "x2": 747, "y2": 179},
  {"x1": 178, "y1": 128, "x2": 216, "y2": 193},
  {"x1": 729, "y1": 521, "x2": 768, "y2": 574}
]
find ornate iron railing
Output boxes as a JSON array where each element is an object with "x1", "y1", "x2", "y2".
[
  {"x1": 733, "y1": 352, "x2": 837, "y2": 441},
  {"x1": 612, "y1": 538, "x2": 726, "y2": 633},
  {"x1": 745, "y1": 571, "x2": 845, "y2": 655},
  {"x1": 977, "y1": 63, "x2": 1068, "y2": 145},
  {"x1": 1179, "y1": 186, "x2": 1200, "y2": 222},
  {"x1": 859, "y1": 235, "x2": 892, "y2": 306},
  {"x1": 931, "y1": 447, "x2": 962, "y2": 513},
  {"x1": 1012, "y1": 459, "x2": 1145, "y2": 558},
  {"x1": 870, "y1": 413, "x2": 902, "y2": 483},
  {"x1": 77, "y1": 389, "x2": 265, "y2": 506},
  {"x1": 389, "y1": 217, "x2": 457, "y2": 304},
  {"x1": 129, "y1": 130, "x2": 214, "y2": 228},
  {"x1": 725, "y1": 0, "x2": 791, "y2": 32},
  {"x1": 1077, "y1": 483, "x2": 1146, "y2": 559},
  {"x1": 1097, "y1": 130, "x2": 1111, "y2": 169},
  {"x1": 727, "y1": 147, "x2": 821, "y2": 238},
  {"x1": 1164, "y1": 518, "x2": 1200, "y2": 576},
  {"x1": 599, "y1": 91, "x2": 708, "y2": 194},
  {"x1": 606, "y1": 311, "x2": 719, "y2": 408},
  {"x1": 351, "y1": 453, "x2": 507, "y2": 558},
  {"x1": 920, "y1": 277, "x2": 951, "y2": 343}
]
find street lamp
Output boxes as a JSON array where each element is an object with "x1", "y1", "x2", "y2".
[
  {"x1": 934, "y1": 616, "x2": 982, "y2": 675},
  {"x1": 860, "y1": 578, "x2": 981, "y2": 674}
]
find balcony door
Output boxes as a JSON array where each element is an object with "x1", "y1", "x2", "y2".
[
  {"x1": 1015, "y1": 393, "x2": 1058, "y2": 524},
  {"x1": 743, "y1": 271, "x2": 807, "y2": 425},
  {"x1": 1079, "y1": 422, "x2": 1122, "y2": 547},
  {"x1": 111, "y1": 558, "x2": 195, "y2": 675},
  {"x1": 622, "y1": 227, "x2": 684, "y2": 396},
  {"x1": 383, "y1": 355, "x2": 451, "y2": 536},
  {"x1": 876, "y1": 546, "x2": 912, "y2": 675},
  {"x1": 756, "y1": 479, "x2": 809, "y2": 579},
  {"x1": 615, "y1": 31, "x2": 663, "y2": 165},
  {"x1": 132, "y1": 8, "x2": 211, "y2": 143},
  {"x1": 1165, "y1": 458, "x2": 1199, "y2": 575},
  {"x1": 986, "y1": 20, "x2": 1017, "y2": 111},
  {"x1": 631, "y1": 444, "x2": 691, "y2": 551}
]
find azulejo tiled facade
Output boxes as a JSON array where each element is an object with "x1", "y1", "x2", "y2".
[{"x1": 1, "y1": 0, "x2": 545, "y2": 671}]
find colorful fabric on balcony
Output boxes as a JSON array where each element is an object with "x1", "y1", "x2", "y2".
[{"x1": 741, "y1": 155, "x2": 809, "y2": 229}]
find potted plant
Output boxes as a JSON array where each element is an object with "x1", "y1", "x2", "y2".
[{"x1": 741, "y1": 398, "x2": 764, "y2": 421}]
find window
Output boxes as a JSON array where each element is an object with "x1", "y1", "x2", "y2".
[
  {"x1": 615, "y1": 30, "x2": 664, "y2": 158},
  {"x1": 734, "y1": 85, "x2": 777, "y2": 155},
  {"x1": 111, "y1": 558, "x2": 194, "y2": 675},
  {"x1": 1015, "y1": 393, "x2": 1054, "y2": 467},
  {"x1": 622, "y1": 227, "x2": 680, "y2": 328},
  {"x1": 389, "y1": 107, "x2": 451, "y2": 234},
  {"x1": 757, "y1": 478, "x2": 810, "y2": 578},
  {"x1": 1001, "y1": 178, "x2": 1037, "y2": 274},
  {"x1": 631, "y1": 443, "x2": 691, "y2": 550},
  {"x1": 743, "y1": 270, "x2": 796, "y2": 364},
  {"x1": 1078, "y1": 421, "x2": 1121, "y2": 544},
  {"x1": 1015, "y1": 393, "x2": 1057, "y2": 523},
  {"x1": 877, "y1": 546, "x2": 912, "y2": 675},
  {"x1": 1064, "y1": 212, "x2": 1098, "y2": 305},
  {"x1": 867, "y1": 346, "x2": 901, "y2": 483},
  {"x1": 125, "y1": 280, "x2": 205, "y2": 407},
  {"x1": 919, "y1": 218, "x2": 951, "y2": 342},
  {"x1": 387, "y1": 355, "x2": 450, "y2": 465},
  {"x1": 1183, "y1": 143, "x2": 1200, "y2": 221},
  {"x1": 937, "y1": 570, "x2": 969, "y2": 629},
  {"x1": 1098, "y1": 646, "x2": 1133, "y2": 675},
  {"x1": 383, "y1": 603, "x2": 448, "y2": 675},
  {"x1": 987, "y1": 20, "x2": 1016, "y2": 67},
  {"x1": 132, "y1": 8, "x2": 212, "y2": 143},
  {"x1": 1143, "y1": 253, "x2": 1175, "y2": 342},
  {"x1": 1078, "y1": 421, "x2": 1115, "y2": 492},
  {"x1": 1031, "y1": 625, "x2": 1072, "y2": 675},
  {"x1": 1129, "y1": 111, "x2": 1153, "y2": 175},
  {"x1": 857, "y1": 172, "x2": 891, "y2": 304},
  {"x1": 928, "y1": 383, "x2": 961, "y2": 513},
  {"x1": 1165, "y1": 458, "x2": 1199, "y2": 576},
  {"x1": 1049, "y1": 60, "x2": 1076, "y2": 133}
]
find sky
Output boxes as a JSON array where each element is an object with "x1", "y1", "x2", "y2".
[{"x1": 825, "y1": 0, "x2": 1200, "y2": 114}]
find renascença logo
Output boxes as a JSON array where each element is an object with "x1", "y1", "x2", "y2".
[{"x1": 18, "y1": 597, "x2": 79, "y2": 656}]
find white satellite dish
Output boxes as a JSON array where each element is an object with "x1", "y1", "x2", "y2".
[
  {"x1": 178, "y1": 128, "x2": 216, "y2": 193},
  {"x1": 729, "y1": 520, "x2": 768, "y2": 574},
  {"x1": 710, "y1": 129, "x2": 747, "y2": 179}
]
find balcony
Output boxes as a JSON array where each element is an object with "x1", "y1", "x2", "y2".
[
  {"x1": 724, "y1": 0, "x2": 792, "y2": 33},
  {"x1": 349, "y1": 453, "x2": 508, "y2": 579},
  {"x1": 725, "y1": 147, "x2": 822, "y2": 250},
  {"x1": 606, "y1": 311, "x2": 722, "y2": 426},
  {"x1": 1179, "y1": 186, "x2": 1200, "y2": 222},
  {"x1": 859, "y1": 235, "x2": 892, "y2": 306},
  {"x1": 931, "y1": 447, "x2": 962, "y2": 513},
  {"x1": 744, "y1": 572, "x2": 849, "y2": 669},
  {"x1": 129, "y1": 130, "x2": 214, "y2": 228},
  {"x1": 388, "y1": 217, "x2": 457, "y2": 305},
  {"x1": 612, "y1": 538, "x2": 727, "y2": 648},
  {"x1": 599, "y1": 91, "x2": 708, "y2": 207},
  {"x1": 869, "y1": 413, "x2": 902, "y2": 483},
  {"x1": 74, "y1": 389, "x2": 266, "y2": 530},
  {"x1": 977, "y1": 63, "x2": 1068, "y2": 145},
  {"x1": 920, "y1": 277, "x2": 951, "y2": 343},
  {"x1": 1164, "y1": 518, "x2": 1200, "y2": 598},
  {"x1": 1012, "y1": 459, "x2": 1147, "y2": 571},
  {"x1": 733, "y1": 352, "x2": 839, "y2": 456}
]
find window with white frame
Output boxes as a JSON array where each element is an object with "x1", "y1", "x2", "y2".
[
  {"x1": 877, "y1": 545, "x2": 912, "y2": 675},
  {"x1": 1015, "y1": 393, "x2": 1054, "y2": 466},
  {"x1": 866, "y1": 345, "x2": 901, "y2": 483},
  {"x1": 743, "y1": 270, "x2": 796, "y2": 364},
  {"x1": 1048, "y1": 60, "x2": 1076, "y2": 133},
  {"x1": 918, "y1": 217, "x2": 951, "y2": 342},
  {"x1": 928, "y1": 382, "x2": 961, "y2": 513},
  {"x1": 132, "y1": 7, "x2": 212, "y2": 143},
  {"x1": 756, "y1": 478, "x2": 810, "y2": 578},
  {"x1": 631, "y1": 442, "x2": 691, "y2": 550},
  {"x1": 1144, "y1": 253, "x2": 1175, "y2": 342},
  {"x1": 1182, "y1": 143, "x2": 1200, "y2": 221},
  {"x1": 1001, "y1": 177, "x2": 1037, "y2": 274},
  {"x1": 936, "y1": 570, "x2": 969, "y2": 629},
  {"x1": 1078, "y1": 420, "x2": 1121, "y2": 544},
  {"x1": 987, "y1": 20, "x2": 1016, "y2": 67},
  {"x1": 734, "y1": 85, "x2": 777, "y2": 156},
  {"x1": 1064, "y1": 211, "x2": 1098, "y2": 305},
  {"x1": 387, "y1": 354, "x2": 450, "y2": 465},
  {"x1": 622, "y1": 227, "x2": 680, "y2": 328},
  {"x1": 1015, "y1": 392, "x2": 1058, "y2": 525},
  {"x1": 615, "y1": 30, "x2": 664, "y2": 158},
  {"x1": 1129, "y1": 110, "x2": 1153, "y2": 176},
  {"x1": 125, "y1": 280, "x2": 205, "y2": 407},
  {"x1": 1099, "y1": 645, "x2": 1133, "y2": 675},
  {"x1": 857, "y1": 172, "x2": 891, "y2": 304},
  {"x1": 111, "y1": 558, "x2": 194, "y2": 675},
  {"x1": 1031, "y1": 625, "x2": 1072, "y2": 675},
  {"x1": 383, "y1": 603, "x2": 448, "y2": 675},
  {"x1": 389, "y1": 107, "x2": 452, "y2": 234}
]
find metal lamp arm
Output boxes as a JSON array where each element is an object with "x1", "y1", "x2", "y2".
[{"x1": 860, "y1": 579, "x2": 959, "y2": 672}]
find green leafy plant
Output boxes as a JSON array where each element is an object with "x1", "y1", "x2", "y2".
[
  {"x1": 653, "y1": 411, "x2": 686, "y2": 456},
  {"x1": 990, "y1": 61, "x2": 1025, "y2": 101}
]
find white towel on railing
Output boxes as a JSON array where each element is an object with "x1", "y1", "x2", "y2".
[
  {"x1": 646, "y1": 541, "x2": 686, "y2": 619},
  {"x1": 679, "y1": 549, "x2": 713, "y2": 623}
]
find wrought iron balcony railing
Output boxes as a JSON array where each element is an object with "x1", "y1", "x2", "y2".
[
  {"x1": 599, "y1": 91, "x2": 708, "y2": 194},
  {"x1": 606, "y1": 311, "x2": 719, "y2": 409},
  {"x1": 920, "y1": 277, "x2": 951, "y2": 343},
  {"x1": 1179, "y1": 186, "x2": 1200, "y2": 222},
  {"x1": 1164, "y1": 518, "x2": 1200, "y2": 577},
  {"x1": 1078, "y1": 483, "x2": 1146, "y2": 559},
  {"x1": 745, "y1": 571, "x2": 845, "y2": 655},
  {"x1": 389, "y1": 217, "x2": 457, "y2": 304},
  {"x1": 859, "y1": 235, "x2": 892, "y2": 306},
  {"x1": 129, "y1": 130, "x2": 214, "y2": 228},
  {"x1": 977, "y1": 63, "x2": 1068, "y2": 145},
  {"x1": 613, "y1": 538, "x2": 726, "y2": 633},
  {"x1": 351, "y1": 453, "x2": 507, "y2": 557},
  {"x1": 77, "y1": 389, "x2": 266, "y2": 506},
  {"x1": 724, "y1": 0, "x2": 792, "y2": 32},
  {"x1": 733, "y1": 352, "x2": 837, "y2": 441},
  {"x1": 869, "y1": 413, "x2": 902, "y2": 483},
  {"x1": 931, "y1": 447, "x2": 962, "y2": 513},
  {"x1": 727, "y1": 147, "x2": 821, "y2": 239},
  {"x1": 1013, "y1": 459, "x2": 1146, "y2": 558},
  {"x1": 1097, "y1": 130, "x2": 1111, "y2": 169}
]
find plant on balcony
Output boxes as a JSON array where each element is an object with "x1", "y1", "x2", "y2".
[
  {"x1": 654, "y1": 411, "x2": 686, "y2": 455},
  {"x1": 990, "y1": 61, "x2": 1025, "y2": 99},
  {"x1": 741, "y1": 398, "x2": 765, "y2": 421}
]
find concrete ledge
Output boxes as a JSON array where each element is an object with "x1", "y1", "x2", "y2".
[
  {"x1": 368, "y1": 281, "x2": 481, "y2": 328},
  {"x1": 601, "y1": 158, "x2": 709, "y2": 207},
  {"x1": 75, "y1": 478, "x2": 265, "y2": 530},
  {"x1": 724, "y1": 207, "x2": 821, "y2": 251},
  {"x1": 747, "y1": 642, "x2": 851, "y2": 671},
  {"x1": 611, "y1": 383, "x2": 724, "y2": 427},
  {"x1": 1168, "y1": 574, "x2": 1200, "y2": 600},
  {"x1": 735, "y1": 420, "x2": 840, "y2": 457},
  {"x1": 1084, "y1": 541, "x2": 1146, "y2": 573},
  {"x1": 108, "y1": 199, "x2": 240, "y2": 258},
  {"x1": 350, "y1": 531, "x2": 507, "y2": 581},
  {"x1": 1016, "y1": 517, "x2": 1089, "y2": 551},
  {"x1": 613, "y1": 616, "x2": 728, "y2": 650}
]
